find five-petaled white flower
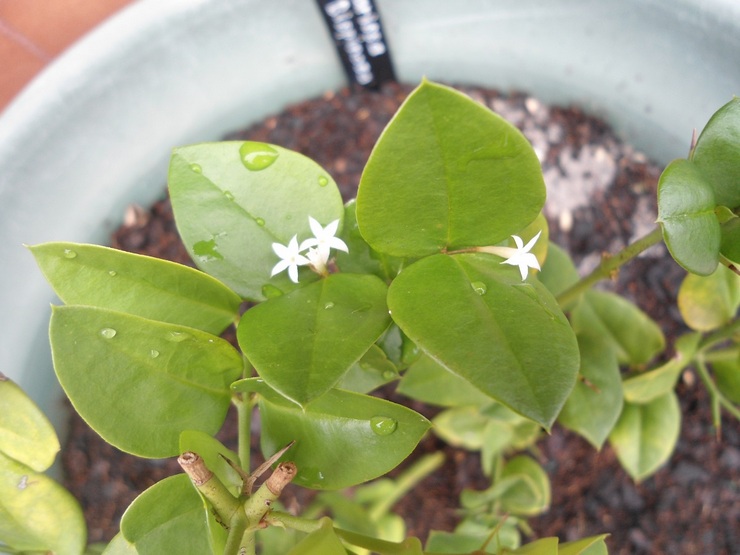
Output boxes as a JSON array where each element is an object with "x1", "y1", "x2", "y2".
[
  {"x1": 299, "y1": 217, "x2": 349, "y2": 264},
  {"x1": 271, "y1": 235, "x2": 309, "y2": 283},
  {"x1": 500, "y1": 231, "x2": 542, "y2": 280}
]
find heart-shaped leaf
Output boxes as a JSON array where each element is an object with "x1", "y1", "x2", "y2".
[
  {"x1": 387, "y1": 253, "x2": 579, "y2": 429},
  {"x1": 0, "y1": 451, "x2": 86, "y2": 555},
  {"x1": 169, "y1": 142, "x2": 344, "y2": 300},
  {"x1": 0, "y1": 377, "x2": 59, "y2": 472},
  {"x1": 357, "y1": 80, "x2": 545, "y2": 257},
  {"x1": 254, "y1": 384, "x2": 430, "y2": 490},
  {"x1": 657, "y1": 158, "x2": 720, "y2": 275},
  {"x1": 30, "y1": 242, "x2": 241, "y2": 334},
  {"x1": 557, "y1": 334, "x2": 623, "y2": 450},
  {"x1": 692, "y1": 97, "x2": 740, "y2": 209},
  {"x1": 238, "y1": 273, "x2": 390, "y2": 405},
  {"x1": 121, "y1": 474, "x2": 219, "y2": 555},
  {"x1": 50, "y1": 306, "x2": 243, "y2": 458},
  {"x1": 608, "y1": 392, "x2": 681, "y2": 481}
]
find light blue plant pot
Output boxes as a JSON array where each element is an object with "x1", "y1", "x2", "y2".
[{"x1": 1, "y1": 0, "x2": 738, "y2": 433}]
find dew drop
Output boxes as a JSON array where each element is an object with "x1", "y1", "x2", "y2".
[
  {"x1": 370, "y1": 416, "x2": 398, "y2": 436},
  {"x1": 108, "y1": 270, "x2": 117, "y2": 277},
  {"x1": 255, "y1": 217, "x2": 266, "y2": 227},
  {"x1": 63, "y1": 249, "x2": 77, "y2": 259},
  {"x1": 190, "y1": 163, "x2": 203, "y2": 174},
  {"x1": 382, "y1": 370, "x2": 397, "y2": 380},
  {"x1": 166, "y1": 331, "x2": 190, "y2": 343},
  {"x1": 149, "y1": 349, "x2": 160, "y2": 359},
  {"x1": 224, "y1": 190, "x2": 235, "y2": 201},
  {"x1": 471, "y1": 281, "x2": 488, "y2": 295},
  {"x1": 239, "y1": 142, "x2": 279, "y2": 171},
  {"x1": 324, "y1": 301, "x2": 335, "y2": 310},
  {"x1": 100, "y1": 328, "x2": 117, "y2": 339},
  {"x1": 318, "y1": 175, "x2": 329, "y2": 187},
  {"x1": 262, "y1": 284, "x2": 284, "y2": 299}
]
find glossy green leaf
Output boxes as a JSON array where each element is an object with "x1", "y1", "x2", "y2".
[
  {"x1": 29, "y1": 242, "x2": 241, "y2": 334},
  {"x1": 558, "y1": 534, "x2": 609, "y2": 555},
  {"x1": 101, "y1": 533, "x2": 139, "y2": 555},
  {"x1": 0, "y1": 377, "x2": 59, "y2": 472},
  {"x1": 425, "y1": 531, "x2": 497, "y2": 553},
  {"x1": 692, "y1": 97, "x2": 740, "y2": 208},
  {"x1": 657, "y1": 158, "x2": 720, "y2": 275},
  {"x1": 335, "y1": 200, "x2": 404, "y2": 281},
  {"x1": 50, "y1": 306, "x2": 243, "y2": 458},
  {"x1": 432, "y1": 406, "x2": 490, "y2": 450},
  {"x1": 121, "y1": 474, "x2": 215, "y2": 555},
  {"x1": 622, "y1": 359, "x2": 683, "y2": 404},
  {"x1": 678, "y1": 264, "x2": 740, "y2": 331},
  {"x1": 356, "y1": 80, "x2": 545, "y2": 257},
  {"x1": 397, "y1": 354, "x2": 491, "y2": 407},
  {"x1": 571, "y1": 290, "x2": 665, "y2": 366},
  {"x1": 338, "y1": 344, "x2": 399, "y2": 394},
  {"x1": 557, "y1": 334, "x2": 623, "y2": 449},
  {"x1": 720, "y1": 217, "x2": 740, "y2": 264},
  {"x1": 179, "y1": 431, "x2": 242, "y2": 495},
  {"x1": 498, "y1": 456, "x2": 551, "y2": 516},
  {"x1": 169, "y1": 141, "x2": 344, "y2": 300},
  {"x1": 287, "y1": 518, "x2": 346, "y2": 555},
  {"x1": 388, "y1": 253, "x2": 579, "y2": 429},
  {"x1": 537, "y1": 242, "x2": 580, "y2": 302},
  {"x1": 713, "y1": 356, "x2": 740, "y2": 404},
  {"x1": 0, "y1": 451, "x2": 86, "y2": 554},
  {"x1": 238, "y1": 273, "x2": 390, "y2": 405},
  {"x1": 257, "y1": 385, "x2": 430, "y2": 490},
  {"x1": 608, "y1": 392, "x2": 681, "y2": 481},
  {"x1": 504, "y1": 537, "x2": 559, "y2": 554}
]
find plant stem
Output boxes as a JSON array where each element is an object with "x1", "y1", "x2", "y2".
[
  {"x1": 264, "y1": 511, "x2": 324, "y2": 534},
  {"x1": 234, "y1": 392, "x2": 253, "y2": 473},
  {"x1": 698, "y1": 319, "x2": 740, "y2": 352},
  {"x1": 556, "y1": 227, "x2": 664, "y2": 309},
  {"x1": 177, "y1": 452, "x2": 240, "y2": 525},
  {"x1": 368, "y1": 452, "x2": 445, "y2": 522},
  {"x1": 695, "y1": 356, "x2": 740, "y2": 425}
]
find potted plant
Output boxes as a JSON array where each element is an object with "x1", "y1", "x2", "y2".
[{"x1": 0, "y1": 1, "x2": 736, "y2": 555}]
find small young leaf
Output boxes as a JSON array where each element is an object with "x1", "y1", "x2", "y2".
[
  {"x1": 608, "y1": 392, "x2": 681, "y2": 481},
  {"x1": 504, "y1": 537, "x2": 559, "y2": 554},
  {"x1": 388, "y1": 253, "x2": 579, "y2": 429},
  {"x1": 0, "y1": 377, "x2": 59, "y2": 472},
  {"x1": 357, "y1": 80, "x2": 545, "y2": 257},
  {"x1": 558, "y1": 534, "x2": 610, "y2": 555},
  {"x1": 557, "y1": 334, "x2": 623, "y2": 450},
  {"x1": 50, "y1": 306, "x2": 243, "y2": 458},
  {"x1": 29, "y1": 242, "x2": 241, "y2": 334},
  {"x1": 258, "y1": 387, "x2": 430, "y2": 490},
  {"x1": 713, "y1": 356, "x2": 740, "y2": 404},
  {"x1": 169, "y1": 141, "x2": 344, "y2": 300},
  {"x1": 287, "y1": 518, "x2": 346, "y2": 555},
  {"x1": 238, "y1": 273, "x2": 390, "y2": 405},
  {"x1": 432, "y1": 406, "x2": 490, "y2": 450},
  {"x1": 622, "y1": 359, "x2": 683, "y2": 404},
  {"x1": 571, "y1": 290, "x2": 665, "y2": 366},
  {"x1": 425, "y1": 530, "x2": 498, "y2": 553},
  {"x1": 677, "y1": 264, "x2": 740, "y2": 331},
  {"x1": 657, "y1": 158, "x2": 720, "y2": 275},
  {"x1": 121, "y1": 474, "x2": 216, "y2": 555},
  {"x1": 720, "y1": 217, "x2": 740, "y2": 264},
  {"x1": 691, "y1": 97, "x2": 740, "y2": 209},
  {"x1": 0, "y1": 451, "x2": 86, "y2": 555},
  {"x1": 498, "y1": 456, "x2": 551, "y2": 517}
]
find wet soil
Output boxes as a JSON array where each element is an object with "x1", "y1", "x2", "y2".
[{"x1": 63, "y1": 83, "x2": 739, "y2": 554}]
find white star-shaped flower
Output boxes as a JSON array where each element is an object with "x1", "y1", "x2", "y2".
[
  {"x1": 271, "y1": 235, "x2": 309, "y2": 283},
  {"x1": 299, "y1": 217, "x2": 349, "y2": 265},
  {"x1": 500, "y1": 231, "x2": 542, "y2": 280}
]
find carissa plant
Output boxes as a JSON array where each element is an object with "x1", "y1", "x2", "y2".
[{"x1": 3, "y1": 80, "x2": 738, "y2": 554}]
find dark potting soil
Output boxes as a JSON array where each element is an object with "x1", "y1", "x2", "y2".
[{"x1": 62, "y1": 83, "x2": 739, "y2": 554}]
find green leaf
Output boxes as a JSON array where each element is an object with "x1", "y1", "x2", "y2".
[
  {"x1": 102, "y1": 533, "x2": 139, "y2": 555},
  {"x1": 504, "y1": 537, "x2": 559, "y2": 554},
  {"x1": 497, "y1": 456, "x2": 551, "y2": 517},
  {"x1": 50, "y1": 306, "x2": 243, "y2": 458},
  {"x1": 287, "y1": 518, "x2": 346, "y2": 555},
  {"x1": 432, "y1": 406, "x2": 490, "y2": 450},
  {"x1": 608, "y1": 392, "x2": 681, "y2": 481},
  {"x1": 677, "y1": 264, "x2": 740, "y2": 331},
  {"x1": 657, "y1": 158, "x2": 721, "y2": 275},
  {"x1": 169, "y1": 141, "x2": 344, "y2": 300},
  {"x1": 720, "y1": 217, "x2": 740, "y2": 264},
  {"x1": 0, "y1": 377, "x2": 59, "y2": 472},
  {"x1": 558, "y1": 534, "x2": 609, "y2": 555},
  {"x1": 622, "y1": 359, "x2": 683, "y2": 404},
  {"x1": 238, "y1": 273, "x2": 390, "y2": 405},
  {"x1": 257, "y1": 385, "x2": 430, "y2": 490},
  {"x1": 179, "y1": 431, "x2": 242, "y2": 495},
  {"x1": 692, "y1": 97, "x2": 740, "y2": 208},
  {"x1": 425, "y1": 530, "x2": 498, "y2": 553},
  {"x1": 571, "y1": 290, "x2": 665, "y2": 366},
  {"x1": 537, "y1": 242, "x2": 580, "y2": 301},
  {"x1": 387, "y1": 253, "x2": 579, "y2": 429},
  {"x1": 557, "y1": 334, "x2": 623, "y2": 449},
  {"x1": 121, "y1": 474, "x2": 216, "y2": 555},
  {"x1": 29, "y1": 242, "x2": 241, "y2": 334},
  {"x1": 356, "y1": 80, "x2": 545, "y2": 257},
  {"x1": 0, "y1": 451, "x2": 86, "y2": 554},
  {"x1": 397, "y1": 354, "x2": 491, "y2": 407},
  {"x1": 338, "y1": 344, "x2": 399, "y2": 394},
  {"x1": 713, "y1": 356, "x2": 740, "y2": 404}
]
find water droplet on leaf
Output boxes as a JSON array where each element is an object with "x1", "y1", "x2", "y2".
[
  {"x1": 318, "y1": 175, "x2": 329, "y2": 187},
  {"x1": 149, "y1": 349, "x2": 160, "y2": 358},
  {"x1": 324, "y1": 301, "x2": 335, "y2": 310},
  {"x1": 255, "y1": 217, "x2": 265, "y2": 227},
  {"x1": 193, "y1": 238, "x2": 224, "y2": 262},
  {"x1": 382, "y1": 370, "x2": 397, "y2": 380},
  {"x1": 108, "y1": 270, "x2": 117, "y2": 277},
  {"x1": 63, "y1": 249, "x2": 77, "y2": 259},
  {"x1": 471, "y1": 281, "x2": 487, "y2": 295},
  {"x1": 166, "y1": 331, "x2": 190, "y2": 342},
  {"x1": 100, "y1": 328, "x2": 117, "y2": 339},
  {"x1": 224, "y1": 190, "x2": 235, "y2": 201},
  {"x1": 190, "y1": 163, "x2": 202, "y2": 174},
  {"x1": 370, "y1": 416, "x2": 398, "y2": 436},
  {"x1": 239, "y1": 142, "x2": 279, "y2": 171}
]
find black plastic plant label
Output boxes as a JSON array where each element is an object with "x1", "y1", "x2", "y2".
[{"x1": 315, "y1": 0, "x2": 396, "y2": 89}]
